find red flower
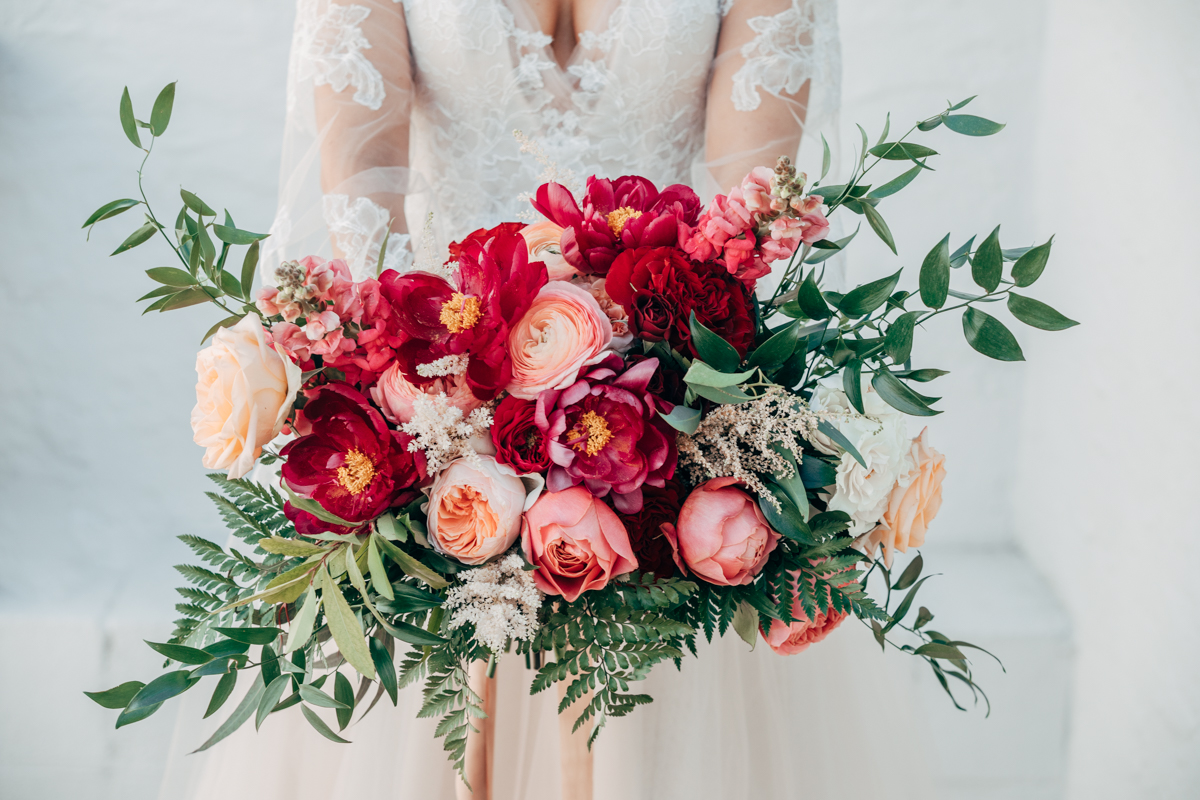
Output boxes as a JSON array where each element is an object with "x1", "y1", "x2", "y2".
[
  {"x1": 531, "y1": 176, "x2": 701, "y2": 276},
  {"x1": 606, "y1": 247, "x2": 756, "y2": 360},
  {"x1": 535, "y1": 354, "x2": 677, "y2": 514},
  {"x1": 379, "y1": 225, "x2": 547, "y2": 402},
  {"x1": 616, "y1": 481, "x2": 684, "y2": 578},
  {"x1": 280, "y1": 384, "x2": 425, "y2": 532},
  {"x1": 491, "y1": 394, "x2": 552, "y2": 474}
]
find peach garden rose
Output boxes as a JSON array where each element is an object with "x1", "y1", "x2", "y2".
[
  {"x1": 191, "y1": 314, "x2": 302, "y2": 480},
  {"x1": 859, "y1": 427, "x2": 947, "y2": 567},
  {"x1": 426, "y1": 455, "x2": 543, "y2": 566},
  {"x1": 505, "y1": 281, "x2": 613, "y2": 400}
]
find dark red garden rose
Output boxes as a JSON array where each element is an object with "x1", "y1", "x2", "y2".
[
  {"x1": 535, "y1": 353, "x2": 677, "y2": 514},
  {"x1": 280, "y1": 383, "x2": 425, "y2": 533},
  {"x1": 690, "y1": 260, "x2": 756, "y2": 358},
  {"x1": 532, "y1": 176, "x2": 701, "y2": 276},
  {"x1": 616, "y1": 481, "x2": 684, "y2": 577},
  {"x1": 491, "y1": 394, "x2": 551, "y2": 474},
  {"x1": 379, "y1": 225, "x2": 547, "y2": 401}
]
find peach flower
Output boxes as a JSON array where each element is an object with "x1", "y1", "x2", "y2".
[
  {"x1": 370, "y1": 362, "x2": 482, "y2": 425},
  {"x1": 739, "y1": 166, "x2": 776, "y2": 215},
  {"x1": 662, "y1": 477, "x2": 780, "y2": 586},
  {"x1": 521, "y1": 487, "x2": 637, "y2": 601},
  {"x1": 522, "y1": 220, "x2": 577, "y2": 281},
  {"x1": 426, "y1": 456, "x2": 542, "y2": 566},
  {"x1": 761, "y1": 571, "x2": 849, "y2": 655},
  {"x1": 191, "y1": 314, "x2": 302, "y2": 480},
  {"x1": 505, "y1": 281, "x2": 613, "y2": 400},
  {"x1": 859, "y1": 428, "x2": 946, "y2": 567},
  {"x1": 573, "y1": 276, "x2": 634, "y2": 351}
]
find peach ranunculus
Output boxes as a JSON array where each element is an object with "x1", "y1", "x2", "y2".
[
  {"x1": 505, "y1": 281, "x2": 613, "y2": 400},
  {"x1": 858, "y1": 428, "x2": 947, "y2": 567},
  {"x1": 426, "y1": 455, "x2": 543, "y2": 566},
  {"x1": 191, "y1": 314, "x2": 302, "y2": 480},
  {"x1": 662, "y1": 477, "x2": 780, "y2": 586},
  {"x1": 369, "y1": 362, "x2": 482, "y2": 425},
  {"x1": 521, "y1": 487, "x2": 637, "y2": 601},
  {"x1": 760, "y1": 570, "x2": 849, "y2": 655},
  {"x1": 522, "y1": 220, "x2": 577, "y2": 281}
]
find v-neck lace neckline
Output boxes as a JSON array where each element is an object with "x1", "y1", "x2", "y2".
[{"x1": 505, "y1": 0, "x2": 625, "y2": 73}]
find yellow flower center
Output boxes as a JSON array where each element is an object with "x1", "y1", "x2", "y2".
[
  {"x1": 570, "y1": 410, "x2": 613, "y2": 457},
  {"x1": 439, "y1": 293, "x2": 483, "y2": 334},
  {"x1": 336, "y1": 449, "x2": 377, "y2": 495},
  {"x1": 606, "y1": 206, "x2": 643, "y2": 237}
]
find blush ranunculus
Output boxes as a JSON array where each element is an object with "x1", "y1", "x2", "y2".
[
  {"x1": 191, "y1": 314, "x2": 302, "y2": 480},
  {"x1": 491, "y1": 395, "x2": 552, "y2": 474},
  {"x1": 521, "y1": 487, "x2": 637, "y2": 601},
  {"x1": 370, "y1": 362, "x2": 482, "y2": 425},
  {"x1": 760, "y1": 570, "x2": 849, "y2": 655},
  {"x1": 522, "y1": 220, "x2": 577, "y2": 281},
  {"x1": 426, "y1": 455, "x2": 542, "y2": 566},
  {"x1": 616, "y1": 481, "x2": 684, "y2": 578},
  {"x1": 858, "y1": 427, "x2": 947, "y2": 568},
  {"x1": 662, "y1": 477, "x2": 780, "y2": 586},
  {"x1": 505, "y1": 281, "x2": 614, "y2": 400}
]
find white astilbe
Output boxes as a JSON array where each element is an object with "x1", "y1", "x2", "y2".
[
  {"x1": 444, "y1": 553, "x2": 543, "y2": 653},
  {"x1": 416, "y1": 354, "x2": 469, "y2": 378},
  {"x1": 399, "y1": 393, "x2": 492, "y2": 473}
]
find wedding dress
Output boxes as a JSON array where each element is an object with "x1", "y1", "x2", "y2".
[{"x1": 157, "y1": 1, "x2": 937, "y2": 798}]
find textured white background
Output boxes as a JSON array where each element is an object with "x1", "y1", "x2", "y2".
[{"x1": 0, "y1": 0, "x2": 1197, "y2": 798}]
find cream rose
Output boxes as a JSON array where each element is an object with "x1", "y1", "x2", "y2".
[
  {"x1": 859, "y1": 428, "x2": 947, "y2": 567},
  {"x1": 426, "y1": 456, "x2": 544, "y2": 565},
  {"x1": 504, "y1": 281, "x2": 613, "y2": 400},
  {"x1": 191, "y1": 314, "x2": 302, "y2": 480},
  {"x1": 808, "y1": 376, "x2": 913, "y2": 535}
]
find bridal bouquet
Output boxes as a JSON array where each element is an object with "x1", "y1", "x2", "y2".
[{"x1": 85, "y1": 85, "x2": 1076, "y2": 773}]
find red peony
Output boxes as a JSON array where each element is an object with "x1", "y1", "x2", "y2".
[
  {"x1": 490, "y1": 394, "x2": 552, "y2": 474},
  {"x1": 531, "y1": 176, "x2": 701, "y2": 276},
  {"x1": 605, "y1": 247, "x2": 756, "y2": 360},
  {"x1": 379, "y1": 225, "x2": 547, "y2": 402},
  {"x1": 535, "y1": 354, "x2": 677, "y2": 514},
  {"x1": 616, "y1": 481, "x2": 684, "y2": 578},
  {"x1": 280, "y1": 384, "x2": 425, "y2": 534}
]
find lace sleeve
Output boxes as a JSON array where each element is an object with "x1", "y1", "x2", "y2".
[
  {"x1": 266, "y1": 0, "x2": 419, "y2": 281},
  {"x1": 701, "y1": 0, "x2": 841, "y2": 195}
]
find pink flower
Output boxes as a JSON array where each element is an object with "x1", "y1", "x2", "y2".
[
  {"x1": 522, "y1": 220, "x2": 578, "y2": 281},
  {"x1": 370, "y1": 362, "x2": 482, "y2": 425},
  {"x1": 427, "y1": 455, "x2": 539, "y2": 566},
  {"x1": 255, "y1": 286, "x2": 303, "y2": 322},
  {"x1": 662, "y1": 477, "x2": 780, "y2": 586},
  {"x1": 760, "y1": 570, "x2": 849, "y2": 655},
  {"x1": 740, "y1": 166, "x2": 776, "y2": 215},
  {"x1": 270, "y1": 321, "x2": 314, "y2": 362},
  {"x1": 505, "y1": 281, "x2": 613, "y2": 400},
  {"x1": 302, "y1": 255, "x2": 351, "y2": 296},
  {"x1": 304, "y1": 309, "x2": 341, "y2": 341},
  {"x1": 521, "y1": 486, "x2": 637, "y2": 601},
  {"x1": 681, "y1": 191, "x2": 755, "y2": 263}
]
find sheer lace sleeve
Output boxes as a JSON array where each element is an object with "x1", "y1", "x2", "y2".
[
  {"x1": 266, "y1": 0, "x2": 421, "y2": 281},
  {"x1": 701, "y1": 0, "x2": 841, "y2": 195}
]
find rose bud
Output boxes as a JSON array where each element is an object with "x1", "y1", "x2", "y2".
[{"x1": 662, "y1": 477, "x2": 780, "y2": 586}]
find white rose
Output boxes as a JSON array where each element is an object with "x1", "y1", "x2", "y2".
[{"x1": 809, "y1": 376, "x2": 914, "y2": 535}]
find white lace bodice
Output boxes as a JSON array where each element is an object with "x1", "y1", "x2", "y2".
[{"x1": 268, "y1": 0, "x2": 840, "y2": 280}]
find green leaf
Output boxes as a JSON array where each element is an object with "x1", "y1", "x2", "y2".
[
  {"x1": 875, "y1": 112, "x2": 891, "y2": 148},
  {"x1": 204, "y1": 669, "x2": 238, "y2": 719},
  {"x1": 759, "y1": 486, "x2": 814, "y2": 544},
  {"x1": 843, "y1": 359, "x2": 865, "y2": 415},
  {"x1": 301, "y1": 704, "x2": 352, "y2": 743},
  {"x1": 914, "y1": 607, "x2": 934, "y2": 629},
  {"x1": 871, "y1": 619, "x2": 886, "y2": 650},
  {"x1": 747, "y1": 321, "x2": 800, "y2": 369},
  {"x1": 256, "y1": 675, "x2": 291, "y2": 730},
  {"x1": 820, "y1": 134, "x2": 831, "y2": 181},
  {"x1": 884, "y1": 311, "x2": 921, "y2": 364},
  {"x1": 949, "y1": 235, "x2": 976, "y2": 269},
  {"x1": 180, "y1": 189, "x2": 216, "y2": 217},
  {"x1": 376, "y1": 616, "x2": 447, "y2": 646},
  {"x1": 115, "y1": 702, "x2": 162, "y2": 728},
  {"x1": 285, "y1": 589, "x2": 320, "y2": 655},
  {"x1": 884, "y1": 576, "x2": 931, "y2": 633},
  {"x1": 804, "y1": 225, "x2": 860, "y2": 265},
  {"x1": 689, "y1": 383, "x2": 754, "y2": 405},
  {"x1": 160, "y1": 287, "x2": 214, "y2": 311},
  {"x1": 962, "y1": 307, "x2": 1025, "y2": 362},
  {"x1": 376, "y1": 584, "x2": 442, "y2": 615},
  {"x1": 689, "y1": 312, "x2": 741, "y2": 372},
  {"x1": 83, "y1": 198, "x2": 139, "y2": 228},
  {"x1": 85, "y1": 681, "x2": 145, "y2": 709},
  {"x1": 868, "y1": 142, "x2": 938, "y2": 161},
  {"x1": 213, "y1": 626, "x2": 283, "y2": 645},
  {"x1": 374, "y1": 535, "x2": 450, "y2": 589},
  {"x1": 149, "y1": 82, "x2": 176, "y2": 136},
  {"x1": 808, "y1": 510, "x2": 851, "y2": 538},
  {"x1": 972, "y1": 225, "x2": 1003, "y2": 293},
  {"x1": 219, "y1": 270, "x2": 242, "y2": 297},
  {"x1": 914, "y1": 642, "x2": 968, "y2": 660},
  {"x1": 259, "y1": 536, "x2": 327, "y2": 557},
  {"x1": 111, "y1": 222, "x2": 157, "y2": 256},
  {"x1": 892, "y1": 553, "x2": 924, "y2": 590},
  {"x1": 868, "y1": 164, "x2": 923, "y2": 199},
  {"x1": 375, "y1": 512, "x2": 408, "y2": 543},
  {"x1": 282, "y1": 485, "x2": 360, "y2": 529},
  {"x1": 318, "y1": 566, "x2": 377, "y2": 679},
  {"x1": 367, "y1": 535, "x2": 394, "y2": 601},
  {"x1": 192, "y1": 673, "x2": 265, "y2": 752},
  {"x1": 212, "y1": 224, "x2": 270, "y2": 245},
  {"x1": 334, "y1": 671, "x2": 356, "y2": 729},
  {"x1": 684, "y1": 361, "x2": 756, "y2": 387},
  {"x1": 203, "y1": 640, "x2": 250, "y2": 658},
  {"x1": 119, "y1": 87, "x2": 140, "y2": 148},
  {"x1": 370, "y1": 637, "x2": 399, "y2": 705},
  {"x1": 919, "y1": 234, "x2": 951, "y2": 309},
  {"x1": 796, "y1": 271, "x2": 832, "y2": 319},
  {"x1": 299, "y1": 683, "x2": 350, "y2": 710},
  {"x1": 126, "y1": 670, "x2": 198, "y2": 713},
  {"x1": 241, "y1": 240, "x2": 261, "y2": 300},
  {"x1": 871, "y1": 370, "x2": 941, "y2": 417},
  {"x1": 916, "y1": 116, "x2": 943, "y2": 132},
  {"x1": 731, "y1": 602, "x2": 759, "y2": 649},
  {"x1": 145, "y1": 267, "x2": 196, "y2": 287},
  {"x1": 1011, "y1": 238, "x2": 1053, "y2": 287},
  {"x1": 658, "y1": 405, "x2": 701, "y2": 435},
  {"x1": 861, "y1": 202, "x2": 897, "y2": 255},
  {"x1": 200, "y1": 315, "x2": 245, "y2": 344},
  {"x1": 144, "y1": 641, "x2": 215, "y2": 665},
  {"x1": 948, "y1": 95, "x2": 977, "y2": 111},
  {"x1": 816, "y1": 420, "x2": 867, "y2": 468},
  {"x1": 894, "y1": 368, "x2": 949, "y2": 382},
  {"x1": 837, "y1": 270, "x2": 902, "y2": 318},
  {"x1": 944, "y1": 114, "x2": 1005, "y2": 136},
  {"x1": 1007, "y1": 293, "x2": 1079, "y2": 331},
  {"x1": 769, "y1": 442, "x2": 810, "y2": 520}
]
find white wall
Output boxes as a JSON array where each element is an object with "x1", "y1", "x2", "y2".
[{"x1": 0, "y1": 1, "x2": 1196, "y2": 798}]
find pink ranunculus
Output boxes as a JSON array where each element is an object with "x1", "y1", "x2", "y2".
[
  {"x1": 505, "y1": 281, "x2": 614, "y2": 401},
  {"x1": 522, "y1": 220, "x2": 578, "y2": 281},
  {"x1": 760, "y1": 570, "x2": 849, "y2": 655},
  {"x1": 662, "y1": 477, "x2": 780, "y2": 586},
  {"x1": 426, "y1": 455, "x2": 541, "y2": 566},
  {"x1": 521, "y1": 486, "x2": 637, "y2": 601},
  {"x1": 370, "y1": 362, "x2": 482, "y2": 425},
  {"x1": 740, "y1": 166, "x2": 776, "y2": 215}
]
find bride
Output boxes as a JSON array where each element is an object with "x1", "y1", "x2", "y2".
[{"x1": 159, "y1": 1, "x2": 935, "y2": 798}]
